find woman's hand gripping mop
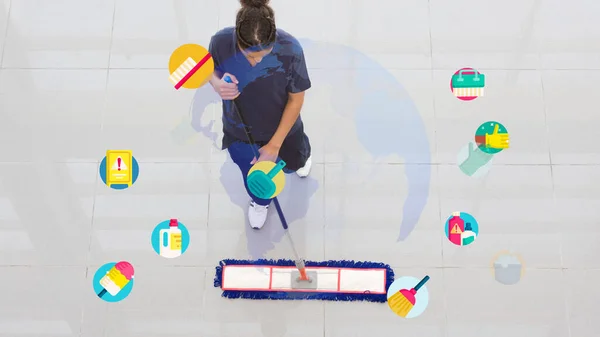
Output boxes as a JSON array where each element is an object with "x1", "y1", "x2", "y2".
[{"x1": 214, "y1": 76, "x2": 394, "y2": 302}]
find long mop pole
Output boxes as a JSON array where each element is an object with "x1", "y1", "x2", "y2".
[{"x1": 223, "y1": 76, "x2": 310, "y2": 281}]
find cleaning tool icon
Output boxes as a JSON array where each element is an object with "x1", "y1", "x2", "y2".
[
  {"x1": 450, "y1": 68, "x2": 485, "y2": 100},
  {"x1": 159, "y1": 219, "x2": 182, "y2": 258},
  {"x1": 93, "y1": 261, "x2": 135, "y2": 302},
  {"x1": 247, "y1": 160, "x2": 287, "y2": 199},
  {"x1": 387, "y1": 275, "x2": 430, "y2": 318},
  {"x1": 168, "y1": 44, "x2": 214, "y2": 90},
  {"x1": 151, "y1": 219, "x2": 190, "y2": 259}
]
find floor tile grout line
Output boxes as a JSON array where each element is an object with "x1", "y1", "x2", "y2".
[
  {"x1": 2, "y1": 264, "x2": 596, "y2": 271},
  {"x1": 0, "y1": 0, "x2": 11, "y2": 68},
  {"x1": 428, "y1": 2, "x2": 448, "y2": 332},
  {"x1": 2, "y1": 161, "x2": 600, "y2": 167},
  {"x1": 541, "y1": 70, "x2": 573, "y2": 336},
  {"x1": 99, "y1": 0, "x2": 118, "y2": 134},
  {"x1": 81, "y1": 2, "x2": 116, "y2": 336},
  {"x1": 3, "y1": 67, "x2": 600, "y2": 71}
]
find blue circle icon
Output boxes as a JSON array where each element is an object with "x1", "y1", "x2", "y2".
[
  {"x1": 92, "y1": 262, "x2": 135, "y2": 303},
  {"x1": 387, "y1": 276, "x2": 430, "y2": 318},
  {"x1": 99, "y1": 152, "x2": 139, "y2": 190},
  {"x1": 151, "y1": 219, "x2": 190, "y2": 259},
  {"x1": 444, "y1": 211, "x2": 479, "y2": 246}
]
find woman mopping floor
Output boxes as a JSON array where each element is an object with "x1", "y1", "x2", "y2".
[{"x1": 208, "y1": 0, "x2": 313, "y2": 229}]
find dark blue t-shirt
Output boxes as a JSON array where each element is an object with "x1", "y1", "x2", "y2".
[{"x1": 208, "y1": 27, "x2": 311, "y2": 148}]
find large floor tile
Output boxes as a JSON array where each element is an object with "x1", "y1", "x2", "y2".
[
  {"x1": 543, "y1": 70, "x2": 600, "y2": 164},
  {"x1": 433, "y1": 69, "x2": 549, "y2": 165},
  {"x1": 81, "y1": 265, "x2": 206, "y2": 337},
  {"x1": 204, "y1": 270, "x2": 325, "y2": 337},
  {"x1": 444, "y1": 268, "x2": 570, "y2": 337},
  {"x1": 325, "y1": 163, "x2": 440, "y2": 233},
  {"x1": 553, "y1": 165, "x2": 600, "y2": 269},
  {"x1": 564, "y1": 270, "x2": 600, "y2": 337},
  {"x1": 320, "y1": 0, "x2": 430, "y2": 69},
  {"x1": 88, "y1": 163, "x2": 209, "y2": 266},
  {"x1": 325, "y1": 267, "x2": 446, "y2": 337},
  {"x1": 2, "y1": 0, "x2": 114, "y2": 68},
  {"x1": 536, "y1": 0, "x2": 600, "y2": 69},
  {"x1": 0, "y1": 266, "x2": 86, "y2": 337},
  {"x1": 313, "y1": 68, "x2": 435, "y2": 164},
  {"x1": 430, "y1": 0, "x2": 541, "y2": 69},
  {"x1": 0, "y1": 163, "x2": 96, "y2": 266},
  {"x1": 324, "y1": 163, "x2": 441, "y2": 263},
  {"x1": 101, "y1": 69, "x2": 213, "y2": 162},
  {"x1": 439, "y1": 164, "x2": 561, "y2": 268},
  {"x1": 0, "y1": 69, "x2": 105, "y2": 162},
  {"x1": 110, "y1": 0, "x2": 218, "y2": 68}
]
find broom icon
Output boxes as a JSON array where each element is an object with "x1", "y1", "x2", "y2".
[{"x1": 388, "y1": 275, "x2": 430, "y2": 317}]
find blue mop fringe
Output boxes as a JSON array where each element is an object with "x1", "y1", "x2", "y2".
[{"x1": 214, "y1": 259, "x2": 394, "y2": 302}]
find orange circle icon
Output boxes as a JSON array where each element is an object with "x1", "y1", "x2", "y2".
[{"x1": 168, "y1": 44, "x2": 214, "y2": 90}]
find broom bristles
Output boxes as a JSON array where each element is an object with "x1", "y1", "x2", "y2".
[{"x1": 388, "y1": 291, "x2": 415, "y2": 317}]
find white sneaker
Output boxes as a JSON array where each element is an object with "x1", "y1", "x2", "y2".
[
  {"x1": 296, "y1": 156, "x2": 312, "y2": 178},
  {"x1": 248, "y1": 201, "x2": 269, "y2": 229}
]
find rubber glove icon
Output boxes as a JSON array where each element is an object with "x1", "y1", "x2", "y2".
[
  {"x1": 485, "y1": 124, "x2": 510, "y2": 149},
  {"x1": 459, "y1": 142, "x2": 494, "y2": 176}
]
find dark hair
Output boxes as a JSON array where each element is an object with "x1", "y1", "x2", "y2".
[{"x1": 236, "y1": 0, "x2": 276, "y2": 50}]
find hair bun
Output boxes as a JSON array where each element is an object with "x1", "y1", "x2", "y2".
[{"x1": 240, "y1": 0, "x2": 269, "y2": 8}]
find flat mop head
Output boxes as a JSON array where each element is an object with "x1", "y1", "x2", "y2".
[{"x1": 214, "y1": 259, "x2": 394, "y2": 302}]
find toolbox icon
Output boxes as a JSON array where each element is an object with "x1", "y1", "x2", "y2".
[{"x1": 451, "y1": 68, "x2": 485, "y2": 100}]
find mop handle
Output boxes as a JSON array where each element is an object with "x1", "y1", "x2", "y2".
[
  {"x1": 414, "y1": 275, "x2": 430, "y2": 291},
  {"x1": 223, "y1": 75, "x2": 290, "y2": 233},
  {"x1": 223, "y1": 76, "x2": 259, "y2": 158}
]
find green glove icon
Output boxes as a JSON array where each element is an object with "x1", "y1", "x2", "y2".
[{"x1": 459, "y1": 142, "x2": 494, "y2": 176}]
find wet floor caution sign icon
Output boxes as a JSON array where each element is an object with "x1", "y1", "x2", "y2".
[
  {"x1": 106, "y1": 150, "x2": 132, "y2": 187},
  {"x1": 99, "y1": 150, "x2": 139, "y2": 190}
]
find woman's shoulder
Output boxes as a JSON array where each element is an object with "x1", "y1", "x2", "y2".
[
  {"x1": 212, "y1": 27, "x2": 235, "y2": 41},
  {"x1": 275, "y1": 29, "x2": 304, "y2": 55}
]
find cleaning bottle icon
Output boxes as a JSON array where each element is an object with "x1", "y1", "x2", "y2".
[
  {"x1": 461, "y1": 222, "x2": 477, "y2": 246},
  {"x1": 159, "y1": 219, "x2": 182, "y2": 258},
  {"x1": 447, "y1": 212, "x2": 464, "y2": 246}
]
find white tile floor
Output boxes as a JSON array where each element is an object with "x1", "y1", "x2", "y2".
[{"x1": 0, "y1": 0, "x2": 599, "y2": 336}]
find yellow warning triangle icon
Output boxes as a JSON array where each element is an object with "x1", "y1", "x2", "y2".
[
  {"x1": 451, "y1": 224, "x2": 463, "y2": 234},
  {"x1": 111, "y1": 157, "x2": 128, "y2": 170}
]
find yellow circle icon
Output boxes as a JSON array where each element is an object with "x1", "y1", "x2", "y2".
[
  {"x1": 247, "y1": 161, "x2": 286, "y2": 199},
  {"x1": 168, "y1": 44, "x2": 214, "y2": 90}
]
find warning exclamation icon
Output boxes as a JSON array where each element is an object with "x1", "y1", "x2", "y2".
[
  {"x1": 112, "y1": 157, "x2": 128, "y2": 171},
  {"x1": 451, "y1": 224, "x2": 462, "y2": 234}
]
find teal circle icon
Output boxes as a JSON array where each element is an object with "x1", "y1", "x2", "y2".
[
  {"x1": 474, "y1": 121, "x2": 509, "y2": 154},
  {"x1": 99, "y1": 153, "x2": 139, "y2": 190},
  {"x1": 92, "y1": 262, "x2": 135, "y2": 303},
  {"x1": 151, "y1": 219, "x2": 190, "y2": 259},
  {"x1": 387, "y1": 276, "x2": 430, "y2": 318},
  {"x1": 445, "y1": 212, "x2": 479, "y2": 246}
]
